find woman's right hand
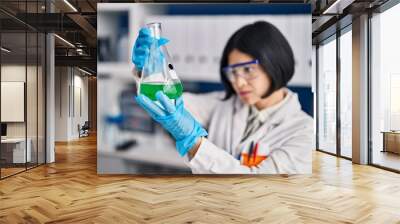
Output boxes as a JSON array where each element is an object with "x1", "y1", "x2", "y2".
[
  {"x1": 135, "y1": 91, "x2": 208, "y2": 157},
  {"x1": 131, "y1": 27, "x2": 169, "y2": 71}
]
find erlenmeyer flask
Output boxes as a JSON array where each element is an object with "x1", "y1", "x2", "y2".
[{"x1": 139, "y1": 22, "x2": 183, "y2": 101}]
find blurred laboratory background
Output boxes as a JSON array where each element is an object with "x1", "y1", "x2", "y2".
[
  {"x1": 97, "y1": 3, "x2": 312, "y2": 174},
  {"x1": 0, "y1": 0, "x2": 397, "y2": 178}
]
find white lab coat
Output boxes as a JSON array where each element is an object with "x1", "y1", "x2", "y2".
[{"x1": 182, "y1": 89, "x2": 313, "y2": 174}]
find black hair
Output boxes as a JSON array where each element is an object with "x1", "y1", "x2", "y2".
[{"x1": 220, "y1": 21, "x2": 295, "y2": 100}]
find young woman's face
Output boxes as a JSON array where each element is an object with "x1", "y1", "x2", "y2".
[{"x1": 227, "y1": 49, "x2": 271, "y2": 105}]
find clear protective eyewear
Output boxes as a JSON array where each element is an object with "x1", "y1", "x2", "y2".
[{"x1": 222, "y1": 59, "x2": 259, "y2": 82}]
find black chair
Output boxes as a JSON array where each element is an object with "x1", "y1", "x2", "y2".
[{"x1": 78, "y1": 121, "x2": 90, "y2": 138}]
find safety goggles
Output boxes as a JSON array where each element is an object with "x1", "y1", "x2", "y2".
[{"x1": 222, "y1": 59, "x2": 259, "y2": 82}]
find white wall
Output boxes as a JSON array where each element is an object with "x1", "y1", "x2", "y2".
[
  {"x1": 1, "y1": 65, "x2": 37, "y2": 138},
  {"x1": 1, "y1": 65, "x2": 26, "y2": 139},
  {"x1": 72, "y1": 73, "x2": 89, "y2": 138},
  {"x1": 1, "y1": 64, "x2": 46, "y2": 163},
  {"x1": 54, "y1": 67, "x2": 89, "y2": 141},
  {"x1": 55, "y1": 66, "x2": 69, "y2": 141},
  {"x1": 1, "y1": 82, "x2": 25, "y2": 122}
]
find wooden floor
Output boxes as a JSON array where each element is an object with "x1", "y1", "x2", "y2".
[{"x1": 1, "y1": 135, "x2": 400, "y2": 223}]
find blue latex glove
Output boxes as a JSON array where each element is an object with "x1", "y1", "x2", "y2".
[
  {"x1": 135, "y1": 91, "x2": 208, "y2": 156},
  {"x1": 132, "y1": 27, "x2": 169, "y2": 71}
]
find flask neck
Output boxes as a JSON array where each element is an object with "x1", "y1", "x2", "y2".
[{"x1": 146, "y1": 22, "x2": 162, "y2": 39}]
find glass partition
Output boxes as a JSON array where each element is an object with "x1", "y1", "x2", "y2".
[
  {"x1": 1, "y1": 30, "x2": 28, "y2": 178},
  {"x1": 0, "y1": 1, "x2": 46, "y2": 179},
  {"x1": 26, "y1": 0, "x2": 43, "y2": 169},
  {"x1": 38, "y1": 32, "x2": 45, "y2": 165},
  {"x1": 27, "y1": 30, "x2": 38, "y2": 169}
]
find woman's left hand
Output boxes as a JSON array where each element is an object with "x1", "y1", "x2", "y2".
[{"x1": 131, "y1": 27, "x2": 169, "y2": 71}]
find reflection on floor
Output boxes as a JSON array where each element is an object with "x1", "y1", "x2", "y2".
[
  {"x1": 341, "y1": 147, "x2": 352, "y2": 158},
  {"x1": 373, "y1": 150, "x2": 400, "y2": 171},
  {"x1": 0, "y1": 167, "x2": 25, "y2": 177},
  {"x1": 0, "y1": 135, "x2": 400, "y2": 223},
  {"x1": 0, "y1": 162, "x2": 42, "y2": 178}
]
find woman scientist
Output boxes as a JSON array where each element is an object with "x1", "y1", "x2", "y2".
[{"x1": 132, "y1": 21, "x2": 313, "y2": 174}]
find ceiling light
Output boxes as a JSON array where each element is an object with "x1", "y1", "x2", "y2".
[
  {"x1": 1, "y1": 47, "x2": 11, "y2": 53},
  {"x1": 54, "y1": 34, "x2": 75, "y2": 48},
  {"x1": 78, "y1": 67, "x2": 92, "y2": 76},
  {"x1": 63, "y1": 0, "x2": 78, "y2": 12},
  {"x1": 323, "y1": 0, "x2": 354, "y2": 15}
]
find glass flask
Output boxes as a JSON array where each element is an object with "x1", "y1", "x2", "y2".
[{"x1": 138, "y1": 22, "x2": 183, "y2": 101}]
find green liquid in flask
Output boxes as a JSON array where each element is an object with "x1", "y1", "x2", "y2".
[{"x1": 140, "y1": 82, "x2": 183, "y2": 101}]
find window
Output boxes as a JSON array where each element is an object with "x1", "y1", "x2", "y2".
[
  {"x1": 339, "y1": 28, "x2": 352, "y2": 158},
  {"x1": 317, "y1": 36, "x2": 337, "y2": 154},
  {"x1": 370, "y1": 2, "x2": 400, "y2": 171}
]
